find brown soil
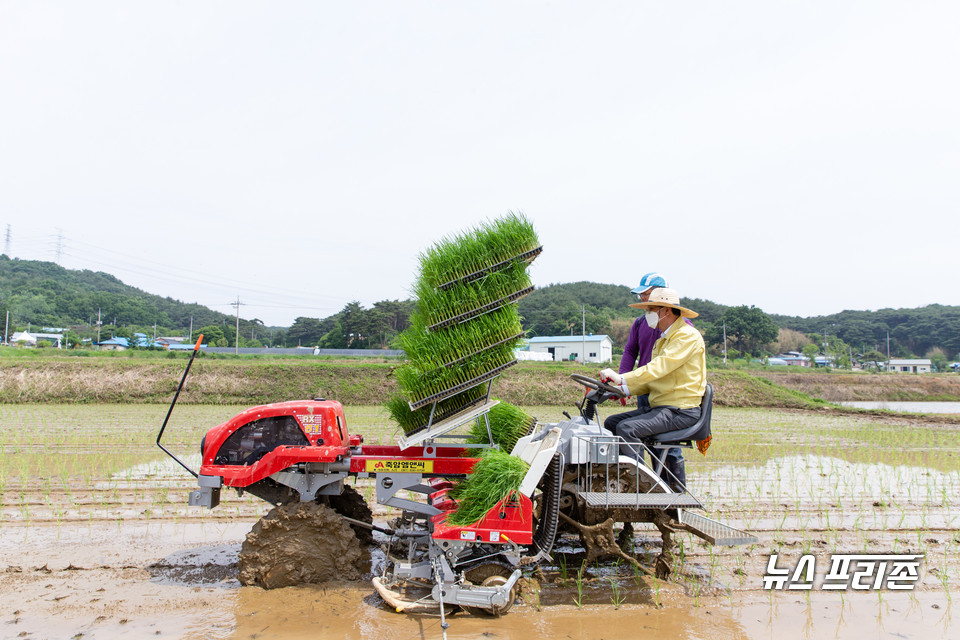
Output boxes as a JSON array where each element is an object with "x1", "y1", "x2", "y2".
[
  {"x1": 757, "y1": 370, "x2": 960, "y2": 402},
  {"x1": 5, "y1": 356, "x2": 959, "y2": 408}
]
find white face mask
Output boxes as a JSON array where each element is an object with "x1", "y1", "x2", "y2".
[{"x1": 644, "y1": 310, "x2": 660, "y2": 329}]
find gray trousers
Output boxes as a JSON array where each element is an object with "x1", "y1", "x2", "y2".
[{"x1": 603, "y1": 403, "x2": 700, "y2": 488}]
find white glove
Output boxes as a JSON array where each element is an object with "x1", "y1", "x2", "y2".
[{"x1": 599, "y1": 368, "x2": 622, "y2": 385}]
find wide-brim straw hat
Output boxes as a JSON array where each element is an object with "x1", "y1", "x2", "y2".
[{"x1": 629, "y1": 287, "x2": 699, "y2": 318}]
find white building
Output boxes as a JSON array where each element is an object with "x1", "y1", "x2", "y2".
[
  {"x1": 526, "y1": 335, "x2": 613, "y2": 363},
  {"x1": 887, "y1": 358, "x2": 932, "y2": 374},
  {"x1": 10, "y1": 331, "x2": 37, "y2": 346}
]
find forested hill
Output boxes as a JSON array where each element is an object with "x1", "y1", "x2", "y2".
[
  {"x1": 517, "y1": 281, "x2": 728, "y2": 336},
  {"x1": 517, "y1": 282, "x2": 960, "y2": 360},
  {"x1": 771, "y1": 306, "x2": 960, "y2": 362},
  {"x1": 0, "y1": 255, "x2": 237, "y2": 332},
  {"x1": 3, "y1": 256, "x2": 958, "y2": 359}
]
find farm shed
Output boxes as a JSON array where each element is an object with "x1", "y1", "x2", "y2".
[
  {"x1": 887, "y1": 358, "x2": 932, "y2": 374},
  {"x1": 527, "y1": 335, "x2": 613, "y2": 363}
]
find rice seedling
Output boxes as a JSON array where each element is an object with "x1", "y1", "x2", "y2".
[
  {"x1": 414, "y1": 261, "x2": 534, "y2": 329},
  {"x1": 446, "y1": 449, "x2": 529, "y2": 526},
  {"x1": 386, "y1": 385, "x2": 488, "y2": 435},
  {"x1": 398, "y1": 306, "x2": 524, "y2": 371},
  {"x1": 574, "y1": 563, "x2": 586, "y2": 609},
  {"x1": 609, "y1": 577, "x2": 625, "y2": 609},
  {"x1": 558, "y1": 553, "x2": 568, "y2": 586},
  {"x1": 417, "y1": 212, "x2": 540, "y2": 289},
  {"x1": 466, "y1": 402, "x2": 536, "y2": 453},
  {"x1": 394, "y1": 343, "x2": 517, "y2": 407}
]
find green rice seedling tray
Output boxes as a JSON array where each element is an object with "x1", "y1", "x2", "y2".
[
  {"x1": 397, "y1": 343, "x2": 516, "y2": 403},
  {"x1": 398, "y1": 399, "x2": 500, "y2": 450},
  {"x1": 390, "y1": 386, "x2": 490, "y2": 437},
  {"x1": 416, "y1": 261, "x2": 532, "y2": 327},
  {"x1": 431, "y1": 332, "x2": 525, "y2": 371},
  {"x1": 398, "y1": 306, "x2": 523, "y2": 371},
  {"x1": 427, "y1": 287, "x2": 535, "y2": 332},
  {"x1": 417, "y1": 212, "x2": 539, "y2": 288},
  {"x1": 435, "y1": 246, "x2": 543, "y2": 291},
  {"x1": 408, "y1": 359, "x2": 518, "y2": 410}
]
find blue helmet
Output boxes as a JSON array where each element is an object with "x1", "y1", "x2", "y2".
[{"x1": 630, "y1": 272, "x2": 668, "y2": 294}]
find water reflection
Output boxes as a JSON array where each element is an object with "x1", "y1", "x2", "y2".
[{"x1": 840, "y1": 401, "x2": 960, "y2": 413}]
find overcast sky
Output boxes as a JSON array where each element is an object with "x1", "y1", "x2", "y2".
[{"x1": 2, "y1": 1, "x2": 957, "y2": 327}]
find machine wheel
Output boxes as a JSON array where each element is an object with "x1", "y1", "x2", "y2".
[
  {"x1": 238, "y1": 501, "x2": 369, "y2": 589},
  {"x1": 461, "y1": 563, "x2": 518, "y2": 617}
]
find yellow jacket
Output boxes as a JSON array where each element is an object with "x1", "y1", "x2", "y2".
[{"x1": 622, "y1": 317, "x2": 706, "y2": 409}]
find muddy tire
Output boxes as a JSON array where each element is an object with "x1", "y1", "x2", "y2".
[
  {"x1": 238, "y1": 501, "x2": 368, "y2": 589},
  {"x1": 326, "y1": 485, "x2": 374, "y2": 546}
]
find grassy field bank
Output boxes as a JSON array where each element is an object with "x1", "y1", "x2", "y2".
[{"x1": 2, "y1": 349, "x2": 960, "y2": 409}]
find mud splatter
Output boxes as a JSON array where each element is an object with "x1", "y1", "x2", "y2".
[{"x1": 237, "y1": 502, "x2": 369, "y2": 589}]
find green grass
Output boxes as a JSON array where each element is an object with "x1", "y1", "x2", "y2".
[{"x1": 393, "y1": 343, "x2": 516, "y2": 404}]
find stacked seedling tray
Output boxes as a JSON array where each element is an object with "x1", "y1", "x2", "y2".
[{"x1": 388, "y1": 213, "x2": 540, "y2": 447}]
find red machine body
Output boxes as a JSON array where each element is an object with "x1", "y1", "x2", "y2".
[
  {"x1": 199, "y1": 400, "x2": 353, "y2": 486},
  {"x1": 431, "y1": 493, "x2": 534, "y2": 546},
  {"x1": 199, "y1": 400, "x2": 479, "y2": 487}
]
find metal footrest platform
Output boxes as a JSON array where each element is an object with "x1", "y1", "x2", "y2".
[
  {"x1": 580, "y1": 492, "x2": 702, "y2": 509},
  {"x1": 680, "y1": 511, "x2": 758, "y2": 546}
]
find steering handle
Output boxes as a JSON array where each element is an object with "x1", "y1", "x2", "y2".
[{"x1": 569, "y1": 373, "x2": 626, "y2": 398}]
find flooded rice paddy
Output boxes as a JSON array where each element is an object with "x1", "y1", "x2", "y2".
[
  {"x1": 840, "y1": 401, "x2": 960, "y2": 414},
  {"x1": 0, "y1": 404, "x2": 958, "y2": 639}
]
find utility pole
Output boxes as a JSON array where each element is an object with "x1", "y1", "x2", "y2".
[
  {"x1": 97, "y1": 309, "x2": 102, "y2": 348},
  {"x1": 722, "y1": 320, "x2": 727, "y2": 364},
  {"x1": 581, "y1": 305, "x2": 586, "y2": 364},
  {"x1": 188, "y1": 316, "x2": 193, "y2": 344},
  {"x1": 231, "y1": 297, "x2": 244, "y2": 355},
  {"x1": 4, "y1": 310, "x2": 8, "y2": 345}
]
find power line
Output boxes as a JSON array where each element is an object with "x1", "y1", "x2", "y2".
[
  {"x1": 1, "y1": 225, "x2": 387, "y2": 324},
  {"x1": 55, "y1": 229, "x2": 64, "y2": 264}
]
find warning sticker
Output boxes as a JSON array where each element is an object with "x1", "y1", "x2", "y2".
[{"x1": 364, "y1": 459, "x2": 434, "y2": 473}]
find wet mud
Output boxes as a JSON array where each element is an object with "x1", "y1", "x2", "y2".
[{"x1": 237, "y1": 501, "x2": 369, "y2": 589}]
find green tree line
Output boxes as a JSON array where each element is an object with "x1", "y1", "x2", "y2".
[{"x1": 3, "y1": 256, "x2": 958, "y2": 361}]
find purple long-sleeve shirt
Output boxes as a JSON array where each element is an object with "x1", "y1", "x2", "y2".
[{"x1": 619, "y1": 317, "x2": 695, "y2": 374}]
